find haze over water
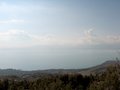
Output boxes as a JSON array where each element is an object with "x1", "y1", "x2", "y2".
[{"x1": 0, "y1": 0, "x2": 120, "y2": 70}]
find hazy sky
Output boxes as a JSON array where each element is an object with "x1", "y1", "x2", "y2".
[{"x1": 0, "y1": 0, "x2": 120, "y2": 70}]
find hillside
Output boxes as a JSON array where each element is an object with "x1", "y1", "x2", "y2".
[
  {"x1": 0, "y1": 60, "x2": 119, "y2": 78},
  {"x1": 79, "y1": 60, "x2": 120, "y2": 75}
]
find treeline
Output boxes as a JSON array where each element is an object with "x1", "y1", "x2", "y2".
[
  {"x1": 0, "y1": 74, "x2": 92, "y2": 90},
  {"x1": 0, "y1": 65, "x2": 119, "y2": 90}
]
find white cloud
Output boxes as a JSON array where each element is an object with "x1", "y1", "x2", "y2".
[
  {"x1": 0, "y1": 30, "x2": 33, "y2": 48},
  {"x1": 84, "y1": 29, "x2": 94, "y2": 37},
  {"x1": 0, "y1": 19, "x2": 25, "y2": 24},
  {"x1": 82, "y1": 29, "x2": 120, "y2": 45},
  {"x1": 0, "y1": 29, "x2": 120, "y2": 48}
]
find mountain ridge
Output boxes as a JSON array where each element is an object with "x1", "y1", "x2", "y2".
[{"x1": 0, "y1": 60, "x2": 119, "y2": 77}]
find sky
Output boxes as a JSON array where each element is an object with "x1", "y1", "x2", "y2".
[{"x1": 0, "y1": 0, "x2": 120, "y2": 70}]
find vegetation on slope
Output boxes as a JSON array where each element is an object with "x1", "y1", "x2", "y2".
[{"x1": 0, "y1": 61, "x2": 119, "y2": 90}]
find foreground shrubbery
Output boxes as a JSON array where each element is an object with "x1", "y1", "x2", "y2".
[
  {"x1": 0, "y1": 64, "x2": 119, "y2": 90},
  {"x1": 0, "y1": 74, "x2": 91, "y2": 90},
  {"x1": 88, "y1": 64, "x2": 120, "y2": 90}
]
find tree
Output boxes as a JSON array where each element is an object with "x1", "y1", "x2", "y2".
[{"x1": 88, "y1": 64, "x2": 120, "y2": 90}]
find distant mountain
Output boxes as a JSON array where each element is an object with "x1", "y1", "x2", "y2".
[{"x1": 0, "y1": 60, "x2": 119, "y2": 79}]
